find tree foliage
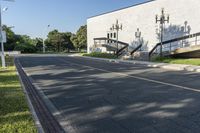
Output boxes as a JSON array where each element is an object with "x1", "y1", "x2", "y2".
[
  {"x1": 2, "y1": 25, "x2": 37, "y2": 53},
  {"x1": 3, "y1": 25, "x2": 16, "y2": 51},
  {"x1": 73, "y1": 25, "x2": 87, "y2": 50},
  {"x1": 1, "y1": 24, "x2": 87, "y2": 53},
  {"x1": 46, "y1": 30, "x2": 74, "y2": 52}
]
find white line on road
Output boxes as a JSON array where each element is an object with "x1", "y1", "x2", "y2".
[{"x1": 59, "y1": 58, "x2": 200, "y2": 93}]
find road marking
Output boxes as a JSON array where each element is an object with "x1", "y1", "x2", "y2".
[{"x1": 59, "y1": 58, "x2": 200, "y2": 93}]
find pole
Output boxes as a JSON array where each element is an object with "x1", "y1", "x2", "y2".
[
  {"x1": 42, "y1": 38, "x2": 45, "y2": 53},
  {"x1": 160, "y1": 23, "x2": 163, "y2": 57},
  {"x1": 43, "y1": 25, "x2": 50, "y2": 53},
  {"x1": 116, "y1": 29, "x2": 118, "y2": 57},
  {"x1": 0, "y1": 4, "x2": 5, "y2": 68}
]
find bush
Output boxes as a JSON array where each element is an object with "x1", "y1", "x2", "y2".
[
  {"x1": 83, "y1": 52, "x2": 117, "y2": 59},
  {"x1": 14, "y1": 43, "x2": 37, "y2": 53}
]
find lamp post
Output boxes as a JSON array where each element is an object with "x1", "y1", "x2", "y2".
[
  {"x1": 156, "y1": 8, "x2": 169, "y2": 57},
  {"x1": 110, "y1": 19, "x2": 122, "y2": 57},
  {"x1": 0, "y1": 0, "x2": 14, "y2": 68},
  {"x1": 43, "y1": 25, "x2": 50, "y2": 53}
]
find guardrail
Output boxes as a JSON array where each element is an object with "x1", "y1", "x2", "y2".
[{"x1": 4, "y1": 51, "x2": 21, "y2": 55}]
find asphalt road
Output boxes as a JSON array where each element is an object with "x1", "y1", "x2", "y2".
[{"x1": 18, "y1": 55, "x2": 200, "y2": 133}]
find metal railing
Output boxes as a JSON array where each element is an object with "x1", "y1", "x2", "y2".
[
  {"x1": 149, "y1": 32, "x2": 200, "y2": 58},
  {"x1": 94, "y1": 37, "x2": 129, "y2": 56},
  {"x1": 130, "y1": 44, "x2": 143, "y2": 55}
]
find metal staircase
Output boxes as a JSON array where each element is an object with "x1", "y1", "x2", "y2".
[
  {"x1": 149, "y1": 32, "x2": 200, "y2": 59},
  {"x1": 130, "y1": 44, "x2": 143, "y2": 55},
  {"x1": 94, "y1": 37, "x2": 129, "y2": 57},
  {"x1": 93, "y1": 37, "x2": 144, "y2": 57}
]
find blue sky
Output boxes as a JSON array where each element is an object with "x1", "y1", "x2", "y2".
[{"x1": 2, "y1": 0, "x2": 147, "y2": 38}]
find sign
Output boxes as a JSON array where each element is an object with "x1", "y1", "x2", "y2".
[{"x1": 2, "y1": 31, "x2": 6, "y2": 43}]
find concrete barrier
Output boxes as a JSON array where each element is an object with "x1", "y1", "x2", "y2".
[{"x1": 0, "y1": 51, "x2": 21, "y2": 56}]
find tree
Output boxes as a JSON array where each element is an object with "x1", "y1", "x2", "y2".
[
  {"x1": 3, "y1": 25, "x2": 16, "y2": 51},
  {"x1": 33, "y1": 38, "x2": 43, "y2": 52},
  {"x1": 47, "y1": 30, "x2": 61, "y2": 52},
  {"x1": 14, "y1": 35, "x2": 37, "y2": 53},
  {"x1": 61, "y1": 32, "x2": 74, "y2": 52},
  {"x1": 46, "y1": 30, "x2": 74, "y2": 52},
  {"x1": 70, "y1": 34, "x2": 79, "y2": 50},
  {"x1": 76, "y1": 25, "x2": 87, "y2": 50}
]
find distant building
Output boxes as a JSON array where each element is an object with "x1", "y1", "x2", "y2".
[{"x1": 87, "y1": 0, "x2": 200, "y2": 57}]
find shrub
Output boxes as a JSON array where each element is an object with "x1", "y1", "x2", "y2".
[{"x1": 14, "y1": 43, "x2": 37, "y2": 53}]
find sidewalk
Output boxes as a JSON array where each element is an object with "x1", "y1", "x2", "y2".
[{"x1": 73, "y1": 55, "x2": 200, "y2": 72}]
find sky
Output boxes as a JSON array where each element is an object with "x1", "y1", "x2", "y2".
[{"x1": 2, "y1": 0, "x2": 148, "y2": 38}]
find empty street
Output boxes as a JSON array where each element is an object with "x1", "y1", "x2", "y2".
[{"x1": 17, "y1": 55, "x2": 200, "y2": 133}]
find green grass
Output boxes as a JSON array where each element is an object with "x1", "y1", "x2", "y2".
[
  {"x1": 0, "y1": 57, "x2": 37, "y2": 133},
  {"x1": 83, "y1": 52, "x2": 118, "y2": 59},
  {"x1": 152, "y1": 57, "x2": 200, "y2": 66}
]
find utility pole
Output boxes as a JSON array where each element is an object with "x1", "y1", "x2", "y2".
[
  {"x1": 110, "y1": 19, "x2": 122, "y2": 57},
  {"x1": 0, "y1": 4, "x2": 5, "y2": 68},
  {"x1": 156, "y1": 8, "x2": 169, "y2": 57}
]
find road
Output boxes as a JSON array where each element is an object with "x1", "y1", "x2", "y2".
[{"x1": 17, "y1": 55, "x2": 200, "y2": 133}]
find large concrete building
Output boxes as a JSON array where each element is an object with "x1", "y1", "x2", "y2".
[{"x1": 87, "y1": 0, "x2": 200, "y2": 58}]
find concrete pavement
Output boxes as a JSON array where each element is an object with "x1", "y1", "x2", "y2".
[{"x1": 17, "y1": 55, "x2": 200, "y2": 133}]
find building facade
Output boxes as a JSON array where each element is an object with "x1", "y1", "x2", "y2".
[{"x1": 87, "y1": 0, "x2": 200, "y2": 54}]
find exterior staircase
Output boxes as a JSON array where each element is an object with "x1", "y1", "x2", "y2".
[
  {"x1": 94, "y1": 37, "x2": 129, "y2": 57},
  {"x1": 149, "y1": 32, "x2": 200, "y2": 59},
  {"x1": 93, "y1": 32, "x2": 200, "y2": 61}
]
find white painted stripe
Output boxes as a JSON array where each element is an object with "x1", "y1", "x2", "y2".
[{"x1": 59, "y1": 58, "x2": 200, "y2": 93}]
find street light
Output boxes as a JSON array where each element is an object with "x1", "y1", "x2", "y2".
[
  {"x1": 110, "y1": 19, "x2": 122, "y2": 57},
  {"x1": 0, "y1": 0, "x2": 14, "y2": 68},
  {"x1": 156, "y1": 8, "x2": 169, "y2": 57},
  {"x1": 43, "y1": 24, "x2": 50, "y2": 53}
]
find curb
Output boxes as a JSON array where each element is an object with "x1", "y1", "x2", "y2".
[
  {"x1": 16, "y1": 66, "x2": 44, "y2": 133},
  {"x1": 73, "y1": 55, "x2": 200, "y2": 72},
  {"x1": 15, "y1": 58, "x2": 65, "y2": 133}
]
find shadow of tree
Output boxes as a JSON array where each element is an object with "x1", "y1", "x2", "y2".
[
  {"x1": 19, "y1": 56, "x2": 200, "y2": 133},
  {"x1": 155, "y1": 21, "x2": 192, "y2": 53}
]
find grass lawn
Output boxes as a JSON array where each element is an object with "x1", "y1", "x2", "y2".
[
  {"x1": 0, "y1": 57, "x2": 37, "y2": 133},
  {"x1": 153, "y1": 57, "x2": 200, "y2": 66},
  {"x1": 83, "y1": 52, "x2": 118, "y2": 59}
]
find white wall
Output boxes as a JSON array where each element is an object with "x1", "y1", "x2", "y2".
[{"x1": 87, "y1": 0, "x2": 200, "y2": 53}]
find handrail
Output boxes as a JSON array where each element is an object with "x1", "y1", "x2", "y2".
[
  {"x1": 117, "y1": 44, "x2": 129, "y2": 56},
  {"x1": 149, "y1": 32, "x2": 200, "y2": 58},
  {"x1": 130, "y1": 44, "x2": 142, "y2": 55},
  {"x1": 94, "y1": 37, "x2": 129, "y2": 56},
  {"x1": 94, "y1": 37, "x2": 128, "y2": 46}
]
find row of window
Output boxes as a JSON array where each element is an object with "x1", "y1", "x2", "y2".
[{"x1": 107, "y1": 32, "x2": 116, "y2": 39}]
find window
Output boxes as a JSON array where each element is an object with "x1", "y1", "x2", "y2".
[
  {"x1": 114, "y1": 32, "x2": 116, "y2": 38},
  {"x1": 107, "y1": 33, "x2": 110, "y2": 39},
  {"x1": 110, "y1": 33, "x2": 113, "y2": 38}
]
